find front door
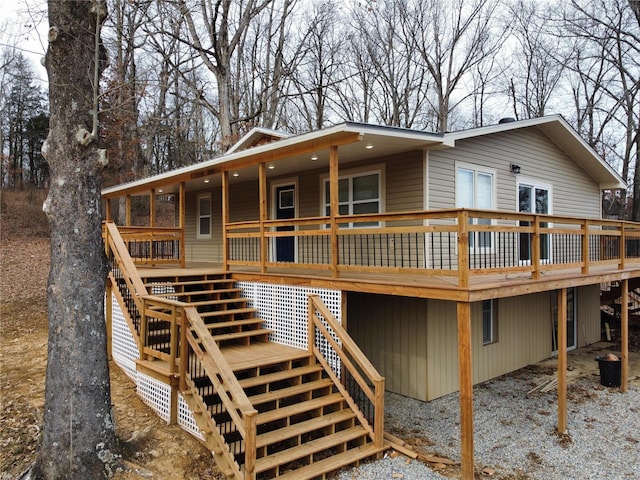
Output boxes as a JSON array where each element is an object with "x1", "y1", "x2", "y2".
[
  {"x1": 275, "y1": 184, "x2": 296, "y2": 262},
  {"x1": 518, "y1": 182, "x2": 551, "y2": 263}
]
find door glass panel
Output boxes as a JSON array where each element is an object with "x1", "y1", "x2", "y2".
[
  {"x1": 519, "y1": 185, "x2": 532, "y2": 261},
  {"x1": 536, "y1": 188, "x2": 550, "y2": 260}
]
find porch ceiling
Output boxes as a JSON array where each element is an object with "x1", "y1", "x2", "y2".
[{"x1": 102, "y1": 123, "x2": 447, "y2": 198}]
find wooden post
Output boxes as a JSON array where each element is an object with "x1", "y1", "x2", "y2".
[
  {"x1": 105, "y1": 198, "x2": 112, "y2": 222},
  {"x1": 244, "y1": 411, "x2": 258, "y2": 480},
  {"x1": 125, "y1": 194, "x2": 131, "y2": 226},
  {"x1": 532, "y1": 216, "x2": 541, "y2": 280},
  {"x1": 259, "y1": 162, "x2": 267, "y2": 273},
  {"x1": 140, "y1": 298, "x2": 148, "y2": 360},
  {"x1": 619, "y1": 223, "x2": 625, "y2": 270},
  {"x1": 457, "y1": 301, "x2": 474, "y2": 480},
  {"x1": 329, "y1": 146, "x2": 339, "y2": 278},
  {"x1": 557, "y1": 288, "x2": 567, "y2": 434},
  {"x1": 179, "y1": 308, "x2": 188, "y2": 392},
  {"x1": 179, "y1": 182, "x2": 186, "y2": 268},
  {"x1": 105, "y1": 280, "x2": 113, "y2": 361},
  {"x1": 308, "y1": 295, "x2": 316, "y2": 355},
  {"x1": 222, "y1": 171, "x2": 230, "y2": 271},
  {"x1": 457, "y1": 211, "x2": 469, "y2": 289},
  {"x1": 621, "y1": 279, "x2": 629, "y2": 392},
  {"x1": 150, "y1": 188, "x2": 156, "y2": 228},
  {"x1": 581, "y1": 219, "x2": 589, "y2": 274}
]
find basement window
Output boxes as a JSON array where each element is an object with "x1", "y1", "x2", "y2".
[{"x1": 482, "y1": 299, "x2": 497, "y2": 345}]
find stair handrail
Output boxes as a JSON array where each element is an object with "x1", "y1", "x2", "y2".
[
  {"x1": 182, "y1": 306, "x2": 258, "y2": 479},
  {"x1": 308, "y1": 294, "x2": 385, "y2": 449},
  {"x1": 104, "y1": 221, "x2": 148, "y2": 307}
]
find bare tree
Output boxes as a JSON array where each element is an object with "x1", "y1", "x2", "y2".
[
  {"x1": 29, "y1": 1, "x2": 116, "y2": 477},
  {"x1": 558, "y1": 0, "x2": 639, "y2": 218},
  {"x1": 506, "y1": 0, "x2": 565, "y2": 119},
  {"x1": 405, "y1": 0, "x2": 505, "y2": 132},
  {"x1": 174, "y1": 0, "x2": 274, "y2": 150}
]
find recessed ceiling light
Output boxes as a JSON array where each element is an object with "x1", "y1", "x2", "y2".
[
  {"x1": 232, "y1": 172, "x2": 239, "y2": 177},
  {"x1": 204, "y1": 178, "x2": 210, "y2": 183},
  {"x1": 268, "y1": 164, "x2": 275, "y2": 170},
  {"x1": 158, "y1": 189, "x2": 163, "y2": 193},
  {"x1": 365, "y1": 143, "x2": 373, "y2": 149},
  {"x1": 311, "y1": 154, "x2": 318, "y2": 161}
]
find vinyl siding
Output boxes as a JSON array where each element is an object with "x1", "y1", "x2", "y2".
[
  {"x1": 428, "y1": 128, "x2": 601, "y2": 218},
  {"x1": 347, "y1": 289, "x2": 603, "y2": 401},
  {"x1": 184, "y1": 188, "x2": 222, "y2": 263}
]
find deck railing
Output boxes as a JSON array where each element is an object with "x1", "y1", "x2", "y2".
[
  {"x1": 118, "y1": 226, "x2": 183, "y2": 267},
  {"x1": 226, "y1": 209, "x2": 640, "y2": 285},
  {"x1": 308, "y1": 295, "x2": 385, "y2": 450}
]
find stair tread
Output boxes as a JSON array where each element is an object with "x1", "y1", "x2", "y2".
[
  {"x1": 249, "y1": 378, "x2": 334, "y2": 406},
  {"x1": 144, "y1": 278, "x2": 233, "y2": 287},
  {"x1": 256, "y1": 393, "x2": 345, "y2": 425},
  {"x1": 151, "y1": 288, "x2": 241, "y2": 298},
  {"x1": 268, "y1": 443, "x2": 382, "y2": 480},
  {"x1": 191, "y1": 298, "x2": 250, "y2": 307},
  {"x1": 206, "y1": 318, "x2": 265, "y2": 330},
  {"x1": 222, "y1": 343, "x2": 312, "y2": 371},
  {"x1": 255, "y1": 426, "x2": 369, "y2": 473},
  {"x1": 256, "y1": 409, "x2": 357, "y2": 448},
  {"x1": 201, "y1": 307, "x2": 257, "y2": 318},
  {"x1": 213, "y1": 328, "x2": 271, "y2": 342},
  {"x1": 238, "y1": 364, "x2": 324, "y2": 389}
]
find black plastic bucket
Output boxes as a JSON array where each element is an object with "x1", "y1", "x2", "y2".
[{"x1": 596, "y1": 356, "x2": 621, "y2": 387}]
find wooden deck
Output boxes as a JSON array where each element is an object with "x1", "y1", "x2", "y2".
[{"x1": 137, "y1": 260, "x2": 640, "y2": 302}]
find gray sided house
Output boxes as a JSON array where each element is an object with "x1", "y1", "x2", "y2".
[{"x1": 102, "y1": 115, "x2": 637, "y2": 480}]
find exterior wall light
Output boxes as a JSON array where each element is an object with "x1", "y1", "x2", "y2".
[{"x1": 510, "y1": 164, "x2": 521, "y2": 175}]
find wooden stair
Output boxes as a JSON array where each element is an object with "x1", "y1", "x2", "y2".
[{"x1": 137, "y1": 272, "x2": 384, "y2": 479}]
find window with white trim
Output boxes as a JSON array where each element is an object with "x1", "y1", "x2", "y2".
[
  {"x1": 456, "y1": 164, "x2": 495, "y2": 248},
  {"x1": 482, "y1": 299, "x2": 497, "y2": 345},
  {"x1": 197, "y1": 193, "x2": 211, "y2": 238},
  {"x1": 323, "y1": 170, "x2": 381, "y2": 227}
]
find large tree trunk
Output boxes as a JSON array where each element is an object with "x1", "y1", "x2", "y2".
[{"x1": 30, "y1": 1, "x2": 116, "y2": 478}]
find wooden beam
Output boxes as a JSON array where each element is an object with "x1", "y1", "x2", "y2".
[
  {"x1": 557, "y1": 288, "x2": 567, "y2": 434},
  {"x1": 150, "y1": 188, "x2": 156, "y2": 228},
  {"x1": 222, "y1": 171, "x2": 229, "y2": 271},
  {"x1": 457, "y1": 301, "x2": 474, "y2": 480},
  {"x1": 581, "y1": 219, "x2": 589, "y2": 274},
  {"x1": 329, "y1": 146, "x2": 339, "y2": 278},
  {"x1": 457, "y1": 211, "x2": 469, "y2": 289},
  {"x1": 259, "y1": 163, "x2": 267, "y2": 273},
  {"x1": 125, "y1": 194, "x2": 131, "y2": 226},
  {"x1": 621, "y1": 279, "x2": 629, "y2": 392},
  {"x1": 179, "y1": 182, "x2": 186, "y2": 268}
]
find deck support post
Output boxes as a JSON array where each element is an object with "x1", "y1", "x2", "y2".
[
  {"x1": 457, "y1": 301, "x2": 474, "y2": 480},
  {"x1": 329, "y1": 145, "x2": 339, "y2": 278},
  {"x1": 557, "y1": 288, "x2": 567, "y2": 434},
  {"x1": 179, "y1": 182, "x2": 186, "y2": 268},
  {"x1": 150, "y1": 188, "x2": 156, "y2": 228},
  {"x1": 621, "y1": 279, "x2": 629, "y2": 392},
  {"x1": 222, "y1": 172, "x2": 229, "y2": 271},
  {"x1": 581, "y1": 219, "x2": 589, "y2": 274},
  {"x1": 457, "y1": 211, "x2": 469, "y2": 289},
  {"x1": 259, "y1": 162, "x2": 267, "y2": 273},
  {"x1": 125, "y1": 194, "x2": 131, "y2": 226},
  {"x1": 532, "y1": 216, "x2": 541, "y2": 280},
  {"x1": 618, "y1": 223, "x2": 625, "y2": 270}
]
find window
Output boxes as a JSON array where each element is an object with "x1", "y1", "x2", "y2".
[
  {"x1": 456, "y1": 164, "x2": 495, "y2": 248},
  {"x1": 323, "y1": 170, "x2": 381, "y2": 227},
  {"x1": 482, "y1": 299, "x2": 497, "y2": 345},
  {"x1": 197, "y1": 193, "x2": 211, "y2": 238}
]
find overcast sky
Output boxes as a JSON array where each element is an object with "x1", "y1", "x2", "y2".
[{"x1": 1, "y1": 0, "x2": 48, "y2": 82}]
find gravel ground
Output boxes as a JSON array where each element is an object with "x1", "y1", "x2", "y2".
[{"x1": 339, "y1": 369, "x2": 640, "y2": 480}]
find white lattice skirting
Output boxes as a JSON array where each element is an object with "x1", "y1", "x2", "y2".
[{"x1": 108, "y1": 282, "x2": 341, "y2": 437}]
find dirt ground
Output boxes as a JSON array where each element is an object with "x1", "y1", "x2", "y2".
[{"x1": 0, "y1": 191, "x2": 222, "y2": 479}]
